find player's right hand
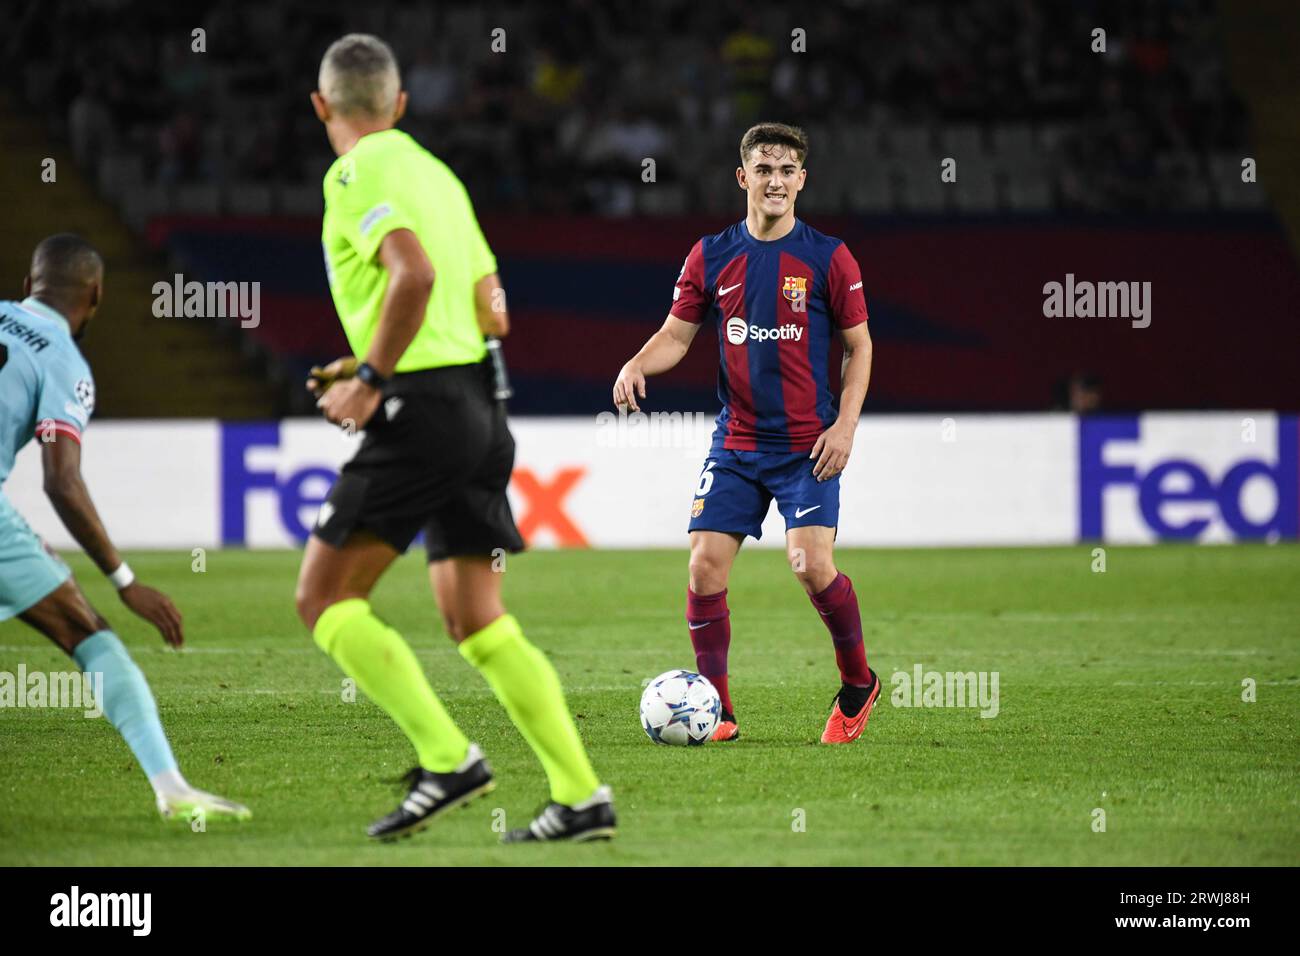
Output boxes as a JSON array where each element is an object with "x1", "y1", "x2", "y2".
[
  {"x1": 613, "y1": 362, "x2": 647, "y2": 413},
  {"x1": 307, "y1": 356, "x2": 358, "y2": 397},
  {"x1": 119, "y1": 583, "x2": 184, "y2": 648}
]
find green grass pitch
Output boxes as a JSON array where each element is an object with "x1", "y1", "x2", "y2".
[{"x1": 1, "y1": 545, "x2": 1297, "y2": 866}]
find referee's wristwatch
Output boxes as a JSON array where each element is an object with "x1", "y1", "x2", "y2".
[{"x1": 355, "y1": 362, "x2": 389, "y2": 390}]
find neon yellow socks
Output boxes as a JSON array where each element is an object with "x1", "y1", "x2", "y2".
[
  {"x1": 459, "y1": 614, "x2": 599, "y2": 806},
  {"x1": 313, "y1": 598, "x2": 468, "y2": 773},
  {"x1": 313, "y1": 600, "x2": 599, "y2": 804}
]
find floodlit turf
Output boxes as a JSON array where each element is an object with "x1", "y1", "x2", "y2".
[{"x1": 1, "y1": 545, "x2": 1297, "y2": 866}]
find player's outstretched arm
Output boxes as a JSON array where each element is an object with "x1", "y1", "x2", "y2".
[
  {"x1": 811, "y1": 323, "x2": 873, "y2": 481},
  {"x1": 40, "y1": 435, "x2": 184, "y2": 646},
  {"x1": 612, "y1": 314, "x2": 700, "y2": 412}
]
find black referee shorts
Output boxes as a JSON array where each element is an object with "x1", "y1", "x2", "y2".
[{"x1": 312, "y1": 361, "x2": 526, "y2": 562}]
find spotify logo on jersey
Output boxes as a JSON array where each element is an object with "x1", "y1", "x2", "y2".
[{"x1": 724, "y1": 316, "x2": 805, "y2": 345}]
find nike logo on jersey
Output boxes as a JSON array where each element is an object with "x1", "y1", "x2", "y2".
[
  {"x1": 717, "y1": 282, "x2": 742, "y2": 296},
  {"x1": 795, "y1": 505, "x2": 822, "y2": 518}
]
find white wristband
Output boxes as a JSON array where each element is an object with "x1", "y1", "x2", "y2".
[{"x1": 108, "y1": 562, "x2": 135, "y2": 590}]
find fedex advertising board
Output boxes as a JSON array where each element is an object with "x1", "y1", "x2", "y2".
[{"x1": 4, "y1": 414, "x2": 1293, "y2": 550}]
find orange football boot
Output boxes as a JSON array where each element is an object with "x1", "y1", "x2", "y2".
[
  {"x1": 712, "y1": 709, "x2": 740, "y2": 741},
  {"x1": 820, "y1": 670, "x2": 881, "y2": 744}
]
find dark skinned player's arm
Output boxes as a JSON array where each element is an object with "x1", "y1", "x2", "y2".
[
  {"x1": 40, "y1": 433, "x2": 183, "y2": 645},
  {"x1": 360, "y1": 228, "x2": 436, "y2": 377},
  {"x1": 40, "y1": 434, "x2": 122, "y2": 575}
]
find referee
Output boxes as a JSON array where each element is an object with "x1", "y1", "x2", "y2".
[{"x1": 296, "y1": 34, "x2": 613, "y2": 843}]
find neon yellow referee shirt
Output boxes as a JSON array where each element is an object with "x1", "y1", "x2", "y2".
[{"x1": 321, "y1": 129, "x2": 496, "y2": 371}]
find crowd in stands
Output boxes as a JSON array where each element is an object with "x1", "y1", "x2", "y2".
[{"x1": 8, "y1": 0, "x2": 1255, "y2": 217}]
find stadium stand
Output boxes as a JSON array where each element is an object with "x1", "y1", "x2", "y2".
[
  {"x1": 9, "y1": 0, "x2": 1256, "y2": 217},
  {"x1": 3, "y1": 0, "x2": 1295, "y2": 417},
  {"x1": 0, "y1": 89, "x2": 281, "y2": 418}
]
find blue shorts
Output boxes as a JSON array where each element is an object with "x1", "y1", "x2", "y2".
[
  {"x1": 0, "y1": 492, "x2": 71, "y2": 621},
  {"x1": 687, "y1": 449, "x2": 840, "y2": 541}
]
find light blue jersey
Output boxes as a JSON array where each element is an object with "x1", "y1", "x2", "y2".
[
  {"x1": 0, "y1": 297, "x2": 94, "y2": 619},
  {"x1": 0, "y1": 297, "x2": 95, "y2": 486}
]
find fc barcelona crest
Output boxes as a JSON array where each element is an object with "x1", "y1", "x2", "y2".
[
  {"x1": 782, "y1": 275, "x2": 809, "y2": 305},
  {"x1": 691, "y1": 498, "x2": 705, "y2": 518}
]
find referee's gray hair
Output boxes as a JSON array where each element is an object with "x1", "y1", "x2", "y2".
[{"x1": 318, "y1": 33, "x2": 401, "y2": 118}]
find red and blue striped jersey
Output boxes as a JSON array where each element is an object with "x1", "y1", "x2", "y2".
[{"x1": 670, "y1": 218, "x2": 868, "y2": 453}]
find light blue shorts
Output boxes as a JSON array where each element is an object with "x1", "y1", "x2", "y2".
[{"x1": 0, "y1": 492, "x2": 70, "y2": 621}]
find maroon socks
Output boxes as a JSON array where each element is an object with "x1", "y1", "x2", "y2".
[
  {"x1": 689, "y1": 574, "x2": 872, "y2": 717},
  {"x1": 810, "y1": 572, "x2": 873, "y2": 687},
  {"x1": 687, "y1": 588, "x2": 733, "y2": 714}
]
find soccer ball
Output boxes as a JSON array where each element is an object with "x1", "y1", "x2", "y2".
[{"x1": 639, "y1": 669, "x2": 721, "y2": 745}]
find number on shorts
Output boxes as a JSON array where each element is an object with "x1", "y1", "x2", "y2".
[{"x1": 695, "y1": 460, "x2": 717, "y2": 497}]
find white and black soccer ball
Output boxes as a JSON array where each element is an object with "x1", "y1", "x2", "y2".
[{"x1": 639, "y1": 669, "x2": 721, "y2": 746}]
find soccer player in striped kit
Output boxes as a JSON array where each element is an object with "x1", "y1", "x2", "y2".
[{"x1": 613, "y1": 123, "x2": 880, "y2": 743}]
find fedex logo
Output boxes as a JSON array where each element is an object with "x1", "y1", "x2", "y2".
[
  {"x1": 1079, "y1": 416, "x2": 1298, "y2": 541},
  {"x1": 221, "y1": 423, "x2": 337, "y2": 544},
  {"x1": 219, "y1": 422, "x2": 589, "y2": 546}
]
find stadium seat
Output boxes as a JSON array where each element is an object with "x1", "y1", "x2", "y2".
[
  {"x1": 637, "y1": 185, "x2": 688, "y2": 215},
  {"x1": 951, "y1": 158, "x2": 998, "y2": 212},
  {"x1": 888, "y1": 126, "x2": 934, "y2": 164},
  {"x1": 991, "y1": 124, "x2": 1036, "y2": 164},
  {"x1": 847, "y1": 173, "x2": 893, "y2": 213},
  {"x1": 1004, "y1": 169, "x2": 1052, "y2": 211},
  {"x1": 227, "y1": 183, "x2": 274, "y2": 217},
  {"x1": 1208, "y1": 154, "x2": 1269, "y2": 209},
  {"x1": 120, "y1": 184, "x2": 171, "y2": 232},
  {"x1": 174, "y1": 184, "x2": 223, "y2": 217},
  {"x1": 277, "y1": 184, "x2": 323, "y2": 217},
  {"x1": 940, "y1": 124, "x2": 986, "y2": 161},
  {"x1": 898, "y1": 162, "x2": 947, "y2": 213},
  {"x1": 97, "y1": 153, "x2": 145, "y2": 198},
  {"x1": 838, "y1": 123, "x2": 884, "y2": 157}
]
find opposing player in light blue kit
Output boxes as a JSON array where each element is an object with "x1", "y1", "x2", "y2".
[{"x1": 0, "y1": 234, "x2": 250, "y2": 821}]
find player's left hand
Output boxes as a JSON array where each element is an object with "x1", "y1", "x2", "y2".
[
  {"x1": 119, "y1": 582, "x2": 184, "y2": 648},
  {"x1": 317, "y1": 376, "x2": 381, "y2": 431},
  {"x1": 810, "y1": 421, "x2": 855, "y2": 481}
]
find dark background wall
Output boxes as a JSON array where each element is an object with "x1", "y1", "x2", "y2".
[{"x1": 2, "y1": 0, "x2": 1297, "y2": 417}]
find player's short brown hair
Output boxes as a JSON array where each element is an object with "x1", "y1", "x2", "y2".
[{"x1": 739, "y1": 123, "x2": 809, "y2": 166}]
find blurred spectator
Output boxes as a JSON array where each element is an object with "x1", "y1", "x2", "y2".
[
  {"x1": 7, "y1": 0, "x2": 1252, "y2": 218},
  {"x1": 68, "y1": 75, "x2": 114, "y2": 167},
  {"x1": 1054, "y1": 372, "x2": 1103, "y2": 413},
  {"x1": 408, "y1": 48, "x2": 460, "y2": 118},
  {"x1": 157, "y1": 110, "x2": 203, "y2": 184}
]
